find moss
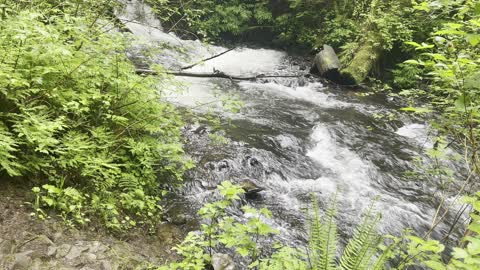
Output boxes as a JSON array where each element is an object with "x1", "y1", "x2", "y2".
[{"x1": 340, "y1": 35, "x2": 383, "y2": 85}]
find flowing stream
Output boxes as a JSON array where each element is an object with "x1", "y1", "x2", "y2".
[{"x1": 116, "y1": 0, "x2": 465, "y2": 251}]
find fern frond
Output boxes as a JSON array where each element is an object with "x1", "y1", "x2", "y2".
[
  {"x1": 371, "y1": 240, "x2": 397, "y2": 270},
  {"x1": 339, "y1": 203, "x2": 382, "y2": 270},
  {"x1": 309, "y1": 194, "x2": 338, "y2": 270}
]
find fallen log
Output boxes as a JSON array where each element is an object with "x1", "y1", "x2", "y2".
[
  {"x1": 136, "y1": 69, "x2": 305, "y2": 81},
  {"x1": 340, "y1": 33, "x2": 382, "y2": 85},
  {"x1": 181, "y1": 47, "x2": 236, "y2": 70}
]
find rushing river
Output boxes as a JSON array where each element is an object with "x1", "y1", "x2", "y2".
[{"x1": 117, "y1": 0, "x2": 465, "y2": 251}]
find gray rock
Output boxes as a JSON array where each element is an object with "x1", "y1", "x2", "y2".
[
  {"x1": 0, "y1": 239, "x2": 15, "y2": 254},
  {"x1": 55, "y1": 244, "x2": 72, "y2": 259},
  {"x1": 65, "y1": 245, "x2": 88, "y2": 260},
  {"x1": 212, "y1": 253, "x2": 235, "y2": 270},
  {"x1": 53, "y1": 232, "x2": 63, "y2": 242},
  {"x1": 13, "y1": 251, "x2": 33, "y2": 270},
  {"x1": 47, "y1": 245, "x2": 57, "y2": 257},
  {"x1": 314, "y1": 45, "x2": 341, "y2": 77},
  {"x1": 87, "y1": 241, "x2": 108, "y2": 254},
  {"x1": 100, "y1": 260, "x2": 117, "y2": 270},
  {"x1": 239, "y1": 179, "x2": 265, "y2": 195},
  {"x1": 82, "y1": 253, "x2": 97, "y2": 264},
  {"x1": 100, "y1": 260, "x2": 111, "y2": 270}
]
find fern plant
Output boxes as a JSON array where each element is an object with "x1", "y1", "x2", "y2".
[
  {"x1": 0, "y1": 0, "x2": 193, "y2": 231},
  {"x1": 308, "y1": 197, "x2": 395, "y2": 270}
]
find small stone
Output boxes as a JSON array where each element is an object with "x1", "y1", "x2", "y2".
[
  {"x1": 65, "y1": 245, "x2": 88, "y2": 260},
  {"x1": 239, "y1": 179, "x2": 265, "y2": 195},
  {"x1": 100, "y1": 260, "x2": 113, "y2": 270},
  {"x1": 212, "y1": 253, "x2": 235, "y2": 270},
  {"x1": 53, "y1": 232, "x2": 63, "y2": 242},
  {"x1": 36, "y1": 235, "x2": 54, "y2": 245},
  {"x1": 55, "y1": 244, "x2": 72, "y2": 258},
  {"x1": 87, "y1": 241, "x2": 107, "y2": 254},
  {"x1": 31, "y1": 258, "x2": 43, "y2": 270},
  {"x1": 47, "y1": 245, "x2": 57, "y2": 257},
  {"x1": 83, "y1": 253, "x2": 97, "y2": 264}
]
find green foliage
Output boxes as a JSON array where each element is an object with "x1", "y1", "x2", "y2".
[
  {"x1": 160, "y1": 181, "x2": 296, "y2": 270},
  {"x1": 164, "y1": 184, "x2": 399, "y2": 270},
  {"x1": 398, "y1": 0, "x2": 480, "y2": 174},
  {"x1": 391, "y1": 1, "x2": 480, "y2": 269},
  {"x1": 308, "y1": 197, "x2": 394, "y2": 270},
  {"x1": 309, "y1": 196, "x2": 338, "y2": 270},
  {"x1": 146, "y1": 0, "x2": 272, "y2": 40},
  {"x1": 0, "y1": 1, "x2": 193, "y2": 230},
  {"x1": 392, "y1": 192, "x2": 480, "y2": 269}
]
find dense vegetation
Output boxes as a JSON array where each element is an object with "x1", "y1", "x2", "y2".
[
  {"x1": 0, "y1": 0, "x2": 479, "y2": 269},
  {"x1": 0, "y1": 0, "x2": 193, "y2": 230},
  {"x1": 147, "y1": 0, "x2": 425, "y2": 83},
  {"x1": 163, "y1": 182, "x2": 480, "y2": 269}
]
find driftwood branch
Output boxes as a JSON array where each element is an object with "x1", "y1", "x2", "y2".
[
  {"x1": 181, "y1": 47, "x2": 236, "y2": 70},
  {"x1": 136, "y1": 69, "x2": 305, "y2": 81}
]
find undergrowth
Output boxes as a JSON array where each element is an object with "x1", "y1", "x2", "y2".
[{"x1": 0, "y1": 0, "x2": 193, "y2": 231}]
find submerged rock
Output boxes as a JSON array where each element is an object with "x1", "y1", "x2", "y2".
[{"x1": 239, "y1": 179, "x2": 265, "y2": 195}]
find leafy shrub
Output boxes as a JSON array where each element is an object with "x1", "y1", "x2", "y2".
[
  {"x1": 161, "y1": 182, "x2": 398, "y2": 270},
  {"x1": 0, "y1": 1, "x2": 193, "y2": 230},
  {"x1": 146, "y1": 0, "x2": 273, "y2": 40},
  {"x1": 162, "y1": 182, "x2": 480, "y2": 269}
]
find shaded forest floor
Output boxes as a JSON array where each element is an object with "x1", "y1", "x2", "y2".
[{"x1": 0, "y1": 180, "x2": 184, "y2": 270}]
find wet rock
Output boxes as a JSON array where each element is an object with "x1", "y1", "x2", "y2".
[
  {"x1": 156, "y1": 223, "x2": 184, "y2": 246},
  {"x1": 218, "y1": 160, "x2": 229, "y2": 171},
  {"x1": 313, "y1": 45, "x2": 341, "y2": 81},
  {"x1": 239, "y1": 179, "x2": 265, "y2": 195},
  {"x1": 193, "y1": 125, "x2": 209, "y2": 135},
  {"x1": 170, "y1": 213, "x2": 188, "y2": 225},
  {"x1": 204, "y1": 162, "x2": 216, "y2": 171},
  {"x1": 248, "y1": 157, "x2": 260, "y2": 167},
  {"x1": 200, "y1": 180, "x2": 216, "y2": 190},
  {"x1": 212, "y1": 253, "x2": 235, "y2": 270}
]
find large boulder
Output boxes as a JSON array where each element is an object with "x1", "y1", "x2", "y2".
[{"x1": 313, "y1": 45, "x2": 341, "y2": 80}]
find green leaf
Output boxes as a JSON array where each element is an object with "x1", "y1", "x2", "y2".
[
  {"x1": 424, "y1": 260, "x2": 446, "y2": 270},
  {"x1": 453, "y1": 247, "x2": 469, "y2": 259},
  {"x1": 454, "y1": 95, "x2": 469, "y2": 112},
  {"x1": 466, "y1": 34, "x2": 480, "y2": 46},
  {"x1": 400, "y1": 107, "x2": 432, "y2": 114}
]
